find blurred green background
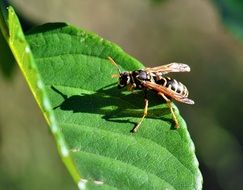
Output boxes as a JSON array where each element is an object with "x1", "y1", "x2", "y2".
[{"x1": 1, "y1": 0, "x2": 243, "y2": 189}]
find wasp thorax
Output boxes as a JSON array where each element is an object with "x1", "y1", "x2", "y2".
[
  {"x1": 137, "y1": 70, "x2": 148, "y2": 80},
  {"x1": 118, "y1": 72, "x2": 131, "y2": 88}
]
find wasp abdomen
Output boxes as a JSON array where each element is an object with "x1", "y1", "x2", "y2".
[{"x1": 156, "y1": 77, "x2": 189, "y2": 97}]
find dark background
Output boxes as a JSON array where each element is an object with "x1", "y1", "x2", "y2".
[{"x1": 1, "y1": 0, "x2": 243, "y2": 189}]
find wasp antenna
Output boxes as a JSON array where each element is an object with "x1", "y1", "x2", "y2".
[
  {"x1": 108, "y1": 56, "x2": 121, "y2": 73},
  {"x1": 112, "y1": 74, "x2": 120, "y2": 78}
]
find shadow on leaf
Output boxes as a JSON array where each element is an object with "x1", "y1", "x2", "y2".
[{"x1": 51, "y1": 85, "x2": 174, "y2": 130}]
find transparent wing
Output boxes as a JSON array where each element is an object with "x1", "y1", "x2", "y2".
[
  {"x1": 142, "y1": 81, "x2": 194, "y2": 105},
  {"x1": 144, "y1": 63, "x2": 191, "y2": 74}
]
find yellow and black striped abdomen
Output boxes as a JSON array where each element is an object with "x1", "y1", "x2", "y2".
[{"x1": 156, "y1": 77, "x2": 189, "y2": 97}]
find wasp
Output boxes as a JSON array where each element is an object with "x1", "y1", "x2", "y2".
[{"x1": 108, "y1": 57, "x2": 194, "y2": 132}]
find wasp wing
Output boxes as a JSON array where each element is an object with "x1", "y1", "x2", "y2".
[
  {"x1": 144, "y1": 63, "x2": 191, "y2": 74},
  {"x1": 142, "y1": 81, "x2": 194, "y2": 105}
]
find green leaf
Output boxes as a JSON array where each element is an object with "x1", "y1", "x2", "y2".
[
  {"x1": 0, "y1": 4, "x2": 202, "y2": 190},
  {"x1": 212, "y1": 0, "x2": 243, "y2": 40}
]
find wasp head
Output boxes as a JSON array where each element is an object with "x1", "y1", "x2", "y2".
[
  {"x1": 108, "y1": 57, "x2": 132, "y2": 88},
  {"x1": 118, "y1": 72, "x2": 131, "y2": 88}
]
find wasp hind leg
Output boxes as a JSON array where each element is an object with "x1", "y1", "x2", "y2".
[
  {"x1": 131, "y1": 92, "x2": 149, "y2": 133},
  {"x1": 158, "y1": 93, "x2": 179, "y2": 129}
]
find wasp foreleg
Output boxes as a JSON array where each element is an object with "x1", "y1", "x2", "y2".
[
  {"x1": 158, "y1": 93, "x2": 179, "y2": 129},
  {"x1": 131, "y1": 91, "x2": 148, "y2": 132}
]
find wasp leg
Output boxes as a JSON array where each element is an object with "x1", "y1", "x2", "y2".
[
  {"x1": 131, "y1": 98, "x2": 148, "y2": 133},
  {"x1": 127, "y1": 84, "x2": 136, "y2": 93},
  {"x1": 132, "y1": 91, "x2": 148, "y2": 132},
  {"x1": 159, "y1": 93, "x2": 179, "y2": 129}
]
